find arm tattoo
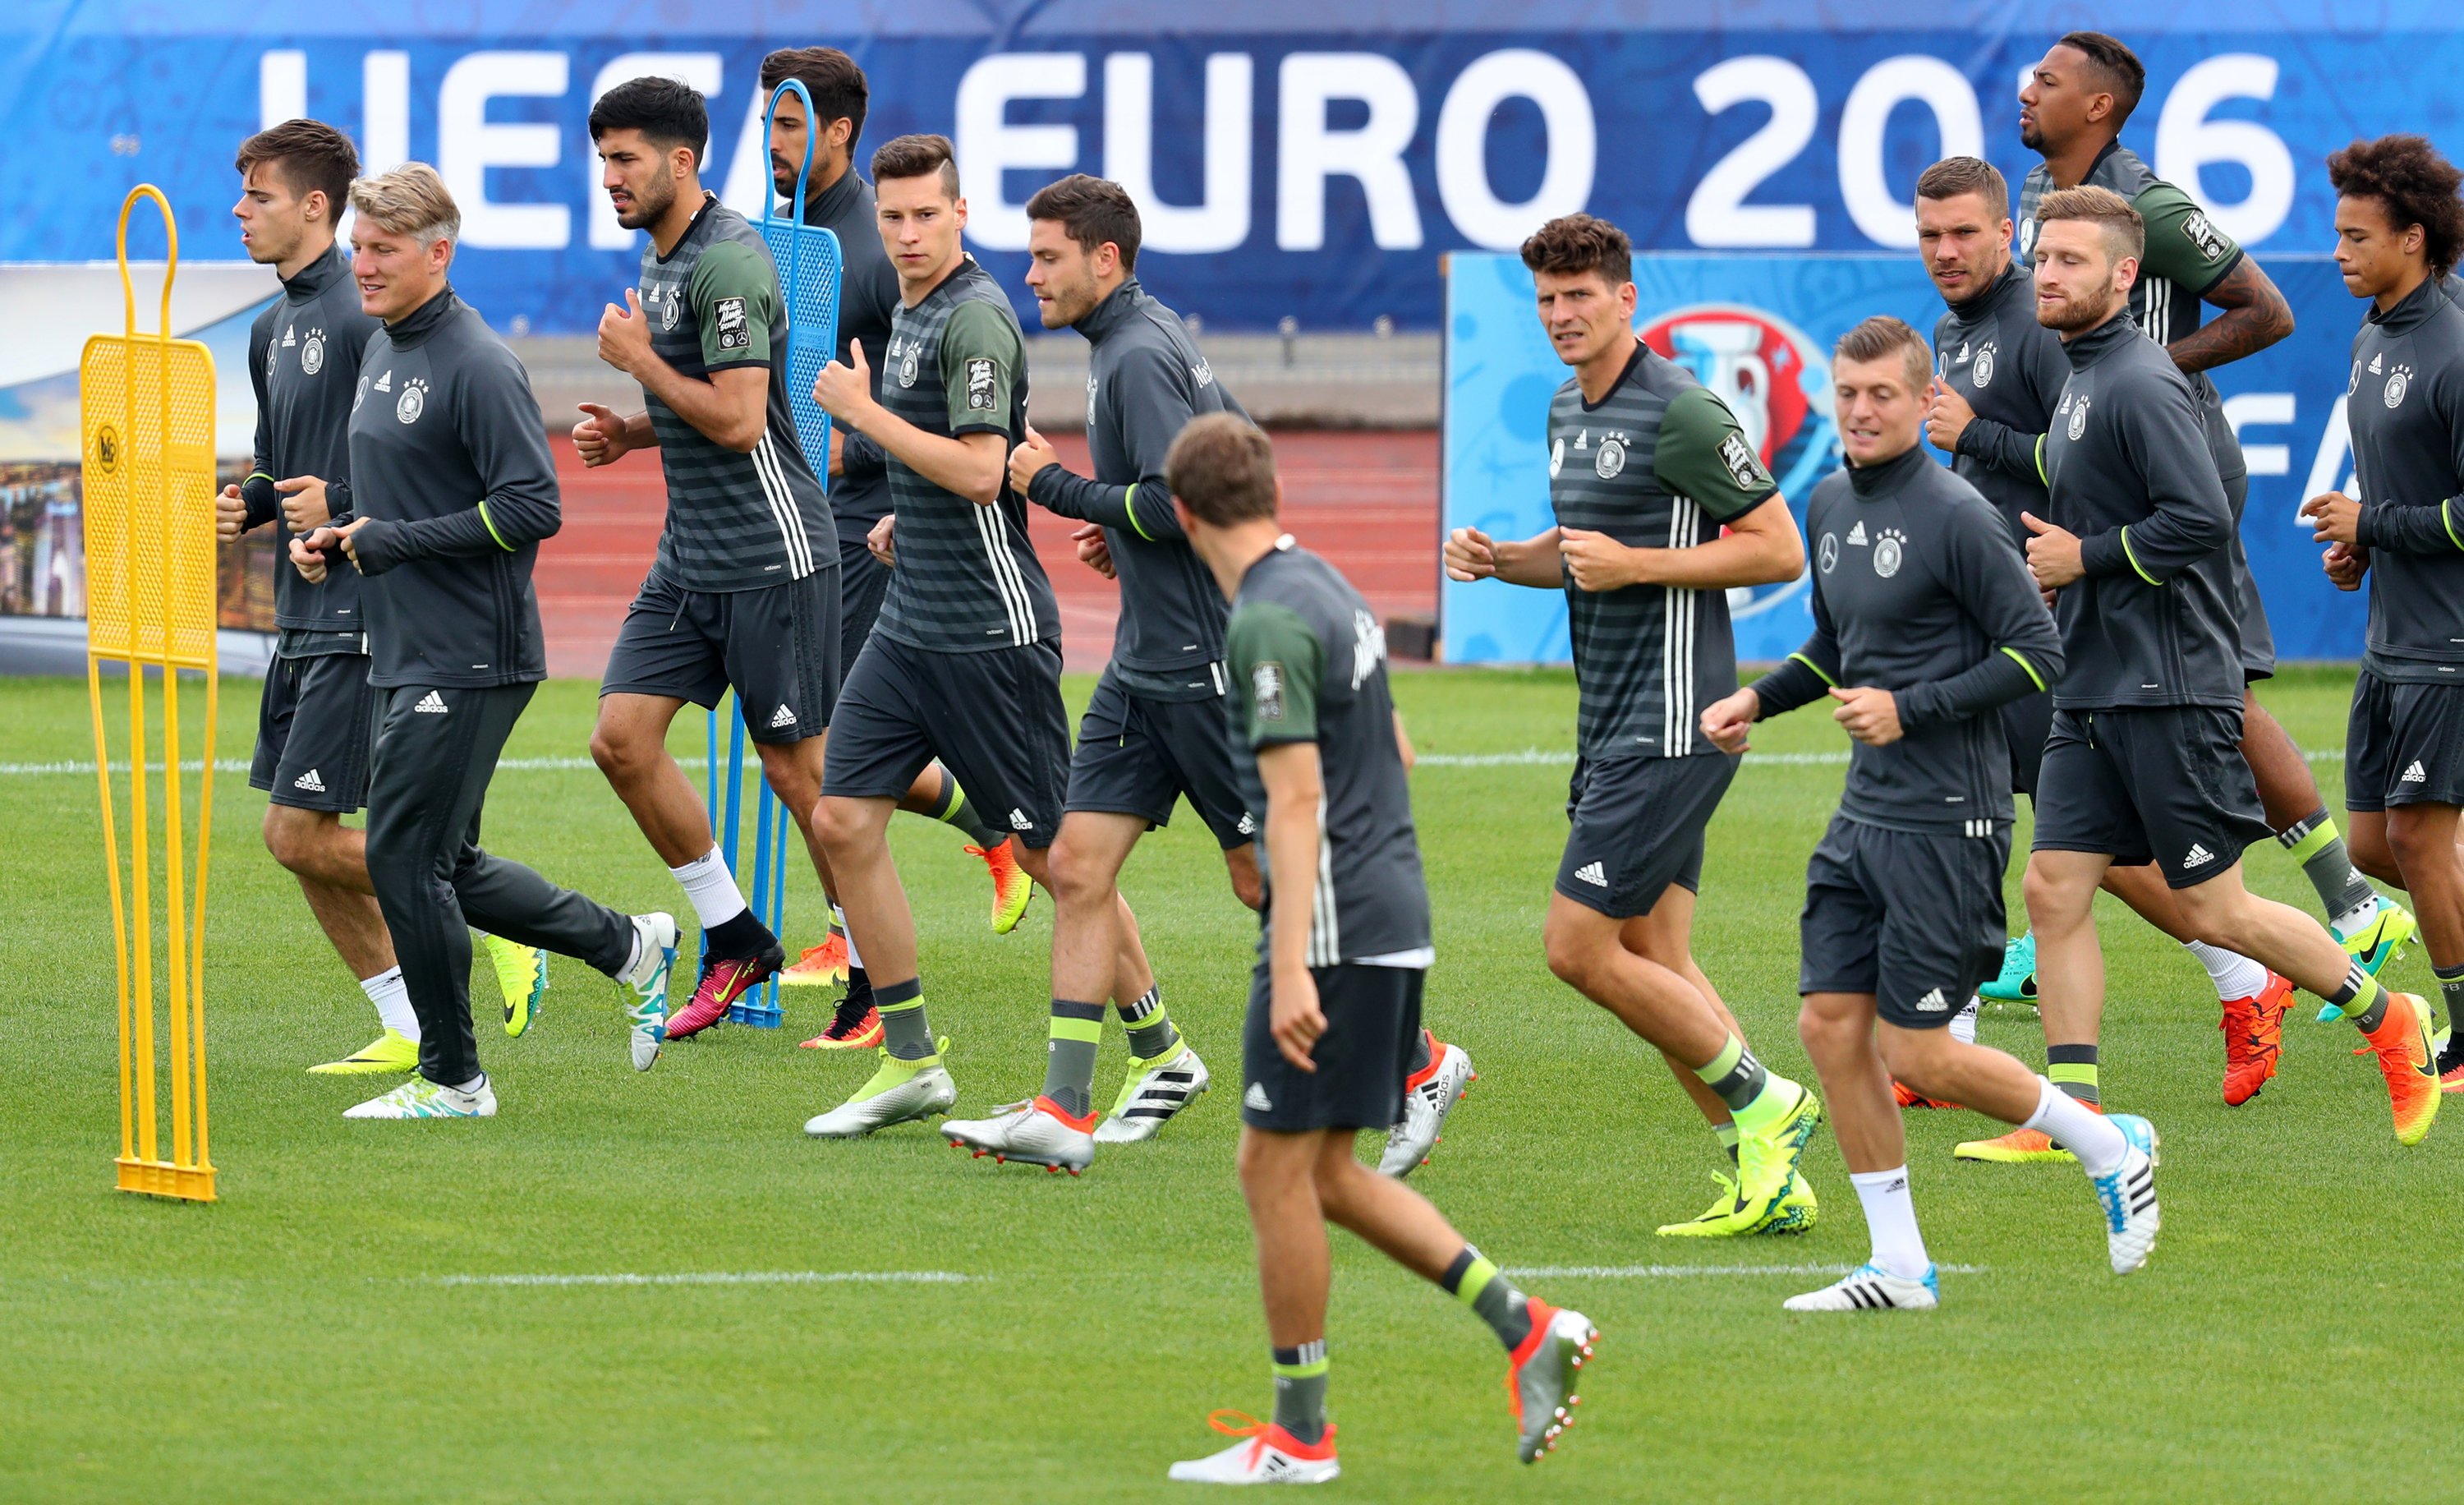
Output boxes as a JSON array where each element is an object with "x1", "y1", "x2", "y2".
[{"x1": 2169, "y1": 257, "x2": 2296, "y2": 375}]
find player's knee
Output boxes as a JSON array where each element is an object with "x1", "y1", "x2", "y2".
[
  {"x1": 587, "y1": 719, "x2": 650, "y2": 783},
  {"x1": 2020, "y1": 860, "x2": 2088, "y2": 932},
  {"x1": 1795, "y1": 998, "x2": 1854, "y2": 1059},
  {"x1": 811, "y1": 795, "x2": 871, "y2": 856},
  {"x1": 1876, "y1": 1026, "x2": 1944, "y2": 1088},
  {"x1": 2384, "y1": 810, "x2": 2452, "y2": 872},
  {"x1": 1542, "y1": 923, "x2": 1597, "y2": 991},
  {"x1": 1226, "y1": 857, "x2": 1265, "y2": 913},
  {"x1": 260, "y1": 805, "x2": 321, "y2": 873},
  {"x1": 2346, "y1": 823, "x2": 2400, "y2": 885}
]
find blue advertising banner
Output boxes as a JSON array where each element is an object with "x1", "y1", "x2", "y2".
[
  {"x1": 1441, "y1": 251, "x2": 2374, "y2": 665},
  {"x1": 7, "y1": 3, "x2": 2464, "y2": 334}
]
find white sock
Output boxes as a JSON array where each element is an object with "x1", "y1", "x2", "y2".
[
  {"x1": 834, "y1": 904, "x2": 863, "y2": 969},
  {"x1": 451, "y1": 1073, "x2": 487, "y2": 1097},
  {"x1": 360, "y1": 967, "x2": 419, "y2": 1043},
  {"x1": 1849, "y1": 1167, "x2": 1929, "y2": 1280},
  {"x1": 1950, "y1": 997, "x2": 1979, "y2": 1045},
  {"x1": 2182, "y1": 940, "x2": 2269, "y2": 1002},
  {"x1": 669, "y1": 846, "x2": 749, "y2": 930},
  {"x1": 2333, "y1": 895, "x2": 2381, "y2": 937},
  {"x1": 2021, "y1": 1076, "x2": 2129, "y2": 1176},
  {"x1": 619, "y1": 921, "x2": 647, "y2": 984}
]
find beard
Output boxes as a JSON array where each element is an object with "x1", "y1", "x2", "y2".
[
  {"x1": 2019, "y1": 118, "x2": 2045, "y2": 153},
  {"x1": 615, "y1": 175, "x2": 675, "y2": 230},
  {"x1": 2040, "y1": 278, "x2": 2121, "y2": 334}
]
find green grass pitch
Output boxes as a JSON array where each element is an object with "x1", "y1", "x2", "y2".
[{"x1": 0, "y1": 665, "x2": 2443, "y2": 1503}]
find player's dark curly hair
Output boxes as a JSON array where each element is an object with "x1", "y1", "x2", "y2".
[
  {"x1": 1520, "y1": 214, "x2": 1631, "y2": 288},
  {"x1": 588, "y1": 76, "x2": 709, "y2": 168},
  {"x1": 2328, "y1": 134, "x2": 2464, "y2": 278}
]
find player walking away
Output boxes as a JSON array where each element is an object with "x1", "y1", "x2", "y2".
[
  {"x1": 1702, "y1": 318, "x2": 2158, "y2": 1310},
  {"x1": 215, "y1": 119, "x2": 545, "y2": 1075},
  {"x1": 802, "y1": 136, "x2": 1121, "y2": 1137},
  {"x1": 752, "y1": 47, "x2": 1031, "y2": 1031},
  {"x1": 1163, "y1": 414, "x2": 1594, "y2": 1481},
  {"x1": 574, "y1": 78, "x2": 842, "y2": 1044},
  {"x1": 1445, "y1": 214, "x2": 1824, "y2": 1236},
  {"x1": 2020, "y1": 186, "x2": 2440, "y2": 1148},
  {"x1": 291, "y1": 165, "x2": 677, "y2": 1116},
  {"x1": 1999, "y1": 30, "x2": 2414, "y2": 1017},
  {"x1": 2302, "y1": 135, "x2": 2464, "y2": 1088},
  {"x1": 1915, "y1": 156, "x2": 2295, "y2": 1118}
]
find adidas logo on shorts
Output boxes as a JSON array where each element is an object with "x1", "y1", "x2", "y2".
[
  {"x1": 1009, "y1": 808, "x2": 1033, "y2": 831},
  {"x1": 1243, "y1": 1082, "x2": 1274, "y2": 1112},
  {"x1": 1237, "y1": 812, "x2": 1257, "y2": 836},
  {"x1": 1574, "y1": 860, "x2": 1608, "y2": 887},
  {"x1": 1915, "y1": 987, "x2": 1951, "y2": 1012},
  {"x1": 292, "y1": 767, "x2": 325, "y2": 793},
  {"x1": 2402, "y1": 761, "x2": 2428, "y2": 784},
  {"x1": 414, "y1": 690, "x2": 448, "y2": 714},
  {"x1": 2182, "y1": 843, "x2": 2215, "y2": 869},
  {"x1": 770, "y1": 704, "x2": 797, "y2": 729}
]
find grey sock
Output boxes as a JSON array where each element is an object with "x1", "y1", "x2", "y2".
[
  {"x1": 1440, "y1": 1247, "x2": 1533, "y2": 1351},
  {"x1": 1041, "y1": 999, "x2": 1106, "y2": 1117},
  {"x1": 874, "y1": 977, "x2": 935, "y2": 1061},
  {"x1": 2436, "y1": 965, "x2": 2463, "y2": 1037},
  {"x1": 1119, "y1": 983, "x2": 1179, "y2": 1061},
  {"x1": 1271, "y1": 1342, "x2": 1329, "y2": 1445},
  {"x1": 2279, "y1": 809, "x2": 2379, "y2": 923},
  {"x1": 1406, "y1": 1027, "x2": 1433, "y2": 1076},
  {"x1": 933, "y1": 766, "x2": 1006, "y2": 849}
]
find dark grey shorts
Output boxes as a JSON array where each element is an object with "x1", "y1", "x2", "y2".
[
  {"x1": 2346, "y1": 669, "x2": 2464, "y2": 812},
  {"x1": 600, "y1": 567, "x2": 840, "y2": 744},
  {"x1": 837, "y1": 526, "x2": 891, "y2": 674},
  {"x1": 2032, "y1": 706, "x2": 2272, "y2": 888},
  {"x1": 1239, "y1": 960, "x2": 1425, "y2": 1133},
  {"x1": 821, "y1": 634, "x2": 1071, "y2": 849},
  {"x1": 1556, "y1": 752, "x2": 1738, "y2": 918},
  {"x1": 1800, "y1": 816, "x2": 2010, "y2": 1029},
  {"x1": 2225, "y1": 472, "x2": 2276, "y2": 681},
  {"x1": 1064, "y1": 668, "x2": 1253, "y2": 848},
  {"x1": 251, "y1": 650, "x2": 375, "y2": 813},
  {"x1": 2002, "y1": 690, "x2": 2053, "y2": 800}
]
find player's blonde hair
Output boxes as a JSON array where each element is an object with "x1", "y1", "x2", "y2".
[
  {"x1": 1834, "y1": 315, "x2": 1933, "y2": 390},
  {"x1": 2036, "y1": 184, "x2": 2144, "y2": 265},
  {"x1": 347, "y1": 163, "x2": 462, "y2": 248}
]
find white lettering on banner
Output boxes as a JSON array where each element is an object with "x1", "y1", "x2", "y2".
[
  {"x1": 2300, "y1": 398, "x2": 2361, "y2": 521},
  {"x1": 363, "y1": 52, "x2": 411, "y2": 176},
  {"x1": 2155, "y1": 54, "x2": 2295, "y2": 246},
  {"x1": 719, "y1": 88, "x2": 774, "y2": 214},
  {"x1": 956, "y1": 53, "x2": 1087, "y2": 251},
  {"x1": 587, "y1": 53, "x2": 724, "y2": 249},
  {"x1": 1434, "y1": 49, "x2": 1595, "y2": 251},
  {"x1": 260, "y1": 50, "x2": 306, "y2": 128},
  {"x1": 1837, "y1": 56, "x2": 1981, "y2": 248},
  {"x1": 1685, "y1": 56, "x2": 1818, "y2": 248},
  {"x1": 439, "y1": 51, "x2": 571, "y2": 250},
  {"x1": 2222, "y1": 392, "x2": 2295, "y2": 479},
  {"x1": 1106, "y1": 53, "x2": 1253, "y2": 255},
  {"x1": 1277, "y1": 52, "x2": 1423, "y2": 251}
]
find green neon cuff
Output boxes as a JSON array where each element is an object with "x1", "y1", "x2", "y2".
[
  {"x1": 2444, "y1": 499, "x2": 2464, "y2": 553},
  {"x1": 1999, "y1": 647, "x2": 2047, "y2": 692},
  {"x1": 1788, "y1": 652, "x2": 1837, "y2": 688},
  {"x1": 2117, "y1": 527, "x2": 2159, "y2": 586},
  {"x1": 476, "y1": 501, "x2": 514, "y2": 551},
  {"x1": 1126, "y1": 482, "x2": 1161, "y2": 541}
]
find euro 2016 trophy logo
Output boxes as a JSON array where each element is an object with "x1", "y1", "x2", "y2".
[{"x1": 1639, "y1": 305, "x2": 1838, "y2": 619}]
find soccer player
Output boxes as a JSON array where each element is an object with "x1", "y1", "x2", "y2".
[
  {"x1": 2301, "y1": 134, "x2": 2464, "y2": 1088},
  {"x1": 1999, "y1": 30, "x2": 2413, "y2": 1015},
  {"x1": 215, "y1": 118, "x2": 544, "y2": 1075},
  {"x1": 1916, "y1": 156, "x2": 2297, "y2": 1118},
  {"x1": 752, "y1": 47, "x2": 1030, "y2": 1035},
  {"x1": 291, "y1": 164, "x2": 677, "y2": 1116},
  {"x1": 1444, "y1": 214, "x2": 1824, "y2": 1236},
  {"x1": 802, "y1": 136, "x2": 1124, "y2": 1136},
  {"x1": 1163, "y1": 413, "x2": 1594, "y2": 1481},
  {"x1": 572, "y1": 78, "x2": 847, "y2": 1043},
  {"x1": 2019, "y1": 186, "x2": 2439, "y2": 1148},
  {"x1": 1701, "y1": 317, "x2": 2158, "y2": 1310}
]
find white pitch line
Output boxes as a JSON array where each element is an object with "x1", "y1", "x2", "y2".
[
  {"x1": 1506, "y1": 1263, "x2": 1988, "y2": 1279},
  {"x1": 430, "y1": 1269, "x2": 977, "y2": 1288}
]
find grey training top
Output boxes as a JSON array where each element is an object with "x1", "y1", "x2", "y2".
[
  {"x1": 797, "y1": 167, "x2": 902, "y2": 539},
  {"x1": 2347, "y1": 275, "x2": 2464, "y2": 680},
  {"x1": 1751, "y1": 445, "x2": 2065, "y2": 834},
  {"x1": 871, "y1": 257, "x2": 1060, "y2": 654},
  {"x1": 244, "y1": 243, "x2": 381, "y2": 651},
  {"x1": 2041, "y1": 311, "x2": 2241, "y2": 711},
  {"x1": 1546, "y1": 342, "x2": 1780, "y2": 760},
  {"x1": 1227, "y1": 537, "x2": 1431, "y2": 967},
  {"x1": 636, "y1": 196, "x2": 830, "y2": 591},
  {"x1": 341, "y1": 288, "x2": 559, "y2": 689},
  {"x1": 1933, "y1": 259, "x2": 2071, "y2": 546},
  {"x1": 1027, "y1": 278, "x2": 1245, "y2": 700}
]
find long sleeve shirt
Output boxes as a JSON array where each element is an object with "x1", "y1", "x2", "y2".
[
  {"x1": 2039, "y1": 311, "x2": 2241, "y2": 711},
  {"x1": 244, "y1": 243, "x2": 382, "y2": 647},
  {"x1": 1932, "y1": 259, "x2": 2071, "y2": 547},
  {"x1": 1751, "y1": 444, "x2": 2062, "y2": 833},
  {"x1": 343, "y1": 288, "x2": 559, "y2": 688},
  {"x1": 2347, "y1": 275, "x2": 2464, "y2": 681}
]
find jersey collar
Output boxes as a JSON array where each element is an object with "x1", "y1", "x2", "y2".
[
  {"x1": 2370, "y1": 272, "x2": 2446, "y2": 334},
  {"x1": 1074, "y1": 277, "x2": 1146, "y2": 342},
  {"x1": 1846, "y1": 442, "x2": 1928, "y2": 496},
  {"x1": 381, "y1": 284, "x2": 460, "y2": 348},
  {"x1": 1948, "y1": 258, "x2": 2030, "y2": 324},
  {"x1": 2060, "y1": 306, "x2": 2140, "y2": 370},
  {"x1": 1579, "y1": 338, "x2": 1650, "y2": 412},
  {"x1": 654, "y1": 192, "x2": 720, "y2": 265},
  {"x1": 283, "y1": 242, "x2": 350, "y2": 304}
]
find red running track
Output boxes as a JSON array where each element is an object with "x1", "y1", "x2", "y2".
[{"x1": 536, "y1": 430, "x2": 1440, "y2": 679}]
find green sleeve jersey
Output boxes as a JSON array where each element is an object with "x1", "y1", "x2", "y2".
[
  {"x1": 940, "y1": 299, "x2": 1023, "y2": 439},
  {"x1": 1652, "y1": 384, "x2": 1778, "y2": 524},
  {"x1": 1229, "y1": 601, "x2": 1325, "y2": 746},
  {"x1": 2131, "y1": 181, "x2": 2242, "y2": 297},
  {"x1": 686, "y1": 239, "x2": 778, "y2": 371}
]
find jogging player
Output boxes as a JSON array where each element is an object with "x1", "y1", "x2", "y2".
[
  {"x1": 216, "y1": 118, "x2": 545, "y2": 1075},
  {"x1": 292, "y1": 164, "x2": 676, "y2": 1116},
  {"x1": 2301, "y1": 134, "x2": 2464, "y2": 1088},
  {"x1": 754, "y1": 47, "x2": 1032, "y2": 1030},
  {"x1": 802, "y1": 136, "x2": 1135, "y2": 1137},
  {"x1": 1915, "y1": 155, "x2": 2301, "y2": 1120},
  {"x1": 1165, "y1": 413, "x2": 1596, "y2": 1481},
  {"x1": 1702, "y1": 317, "x2": 2158, "y2": 1311},
  {"x1": 1444, "y1": 214, "x2": 1825, "y2": 1236},
  {"x1": 2020, "y1": 186, "x2": 2439, "y2": 1148},
  {"x1": 2002, "y1": 30, "x2": 2413, "y2": 1010}
]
